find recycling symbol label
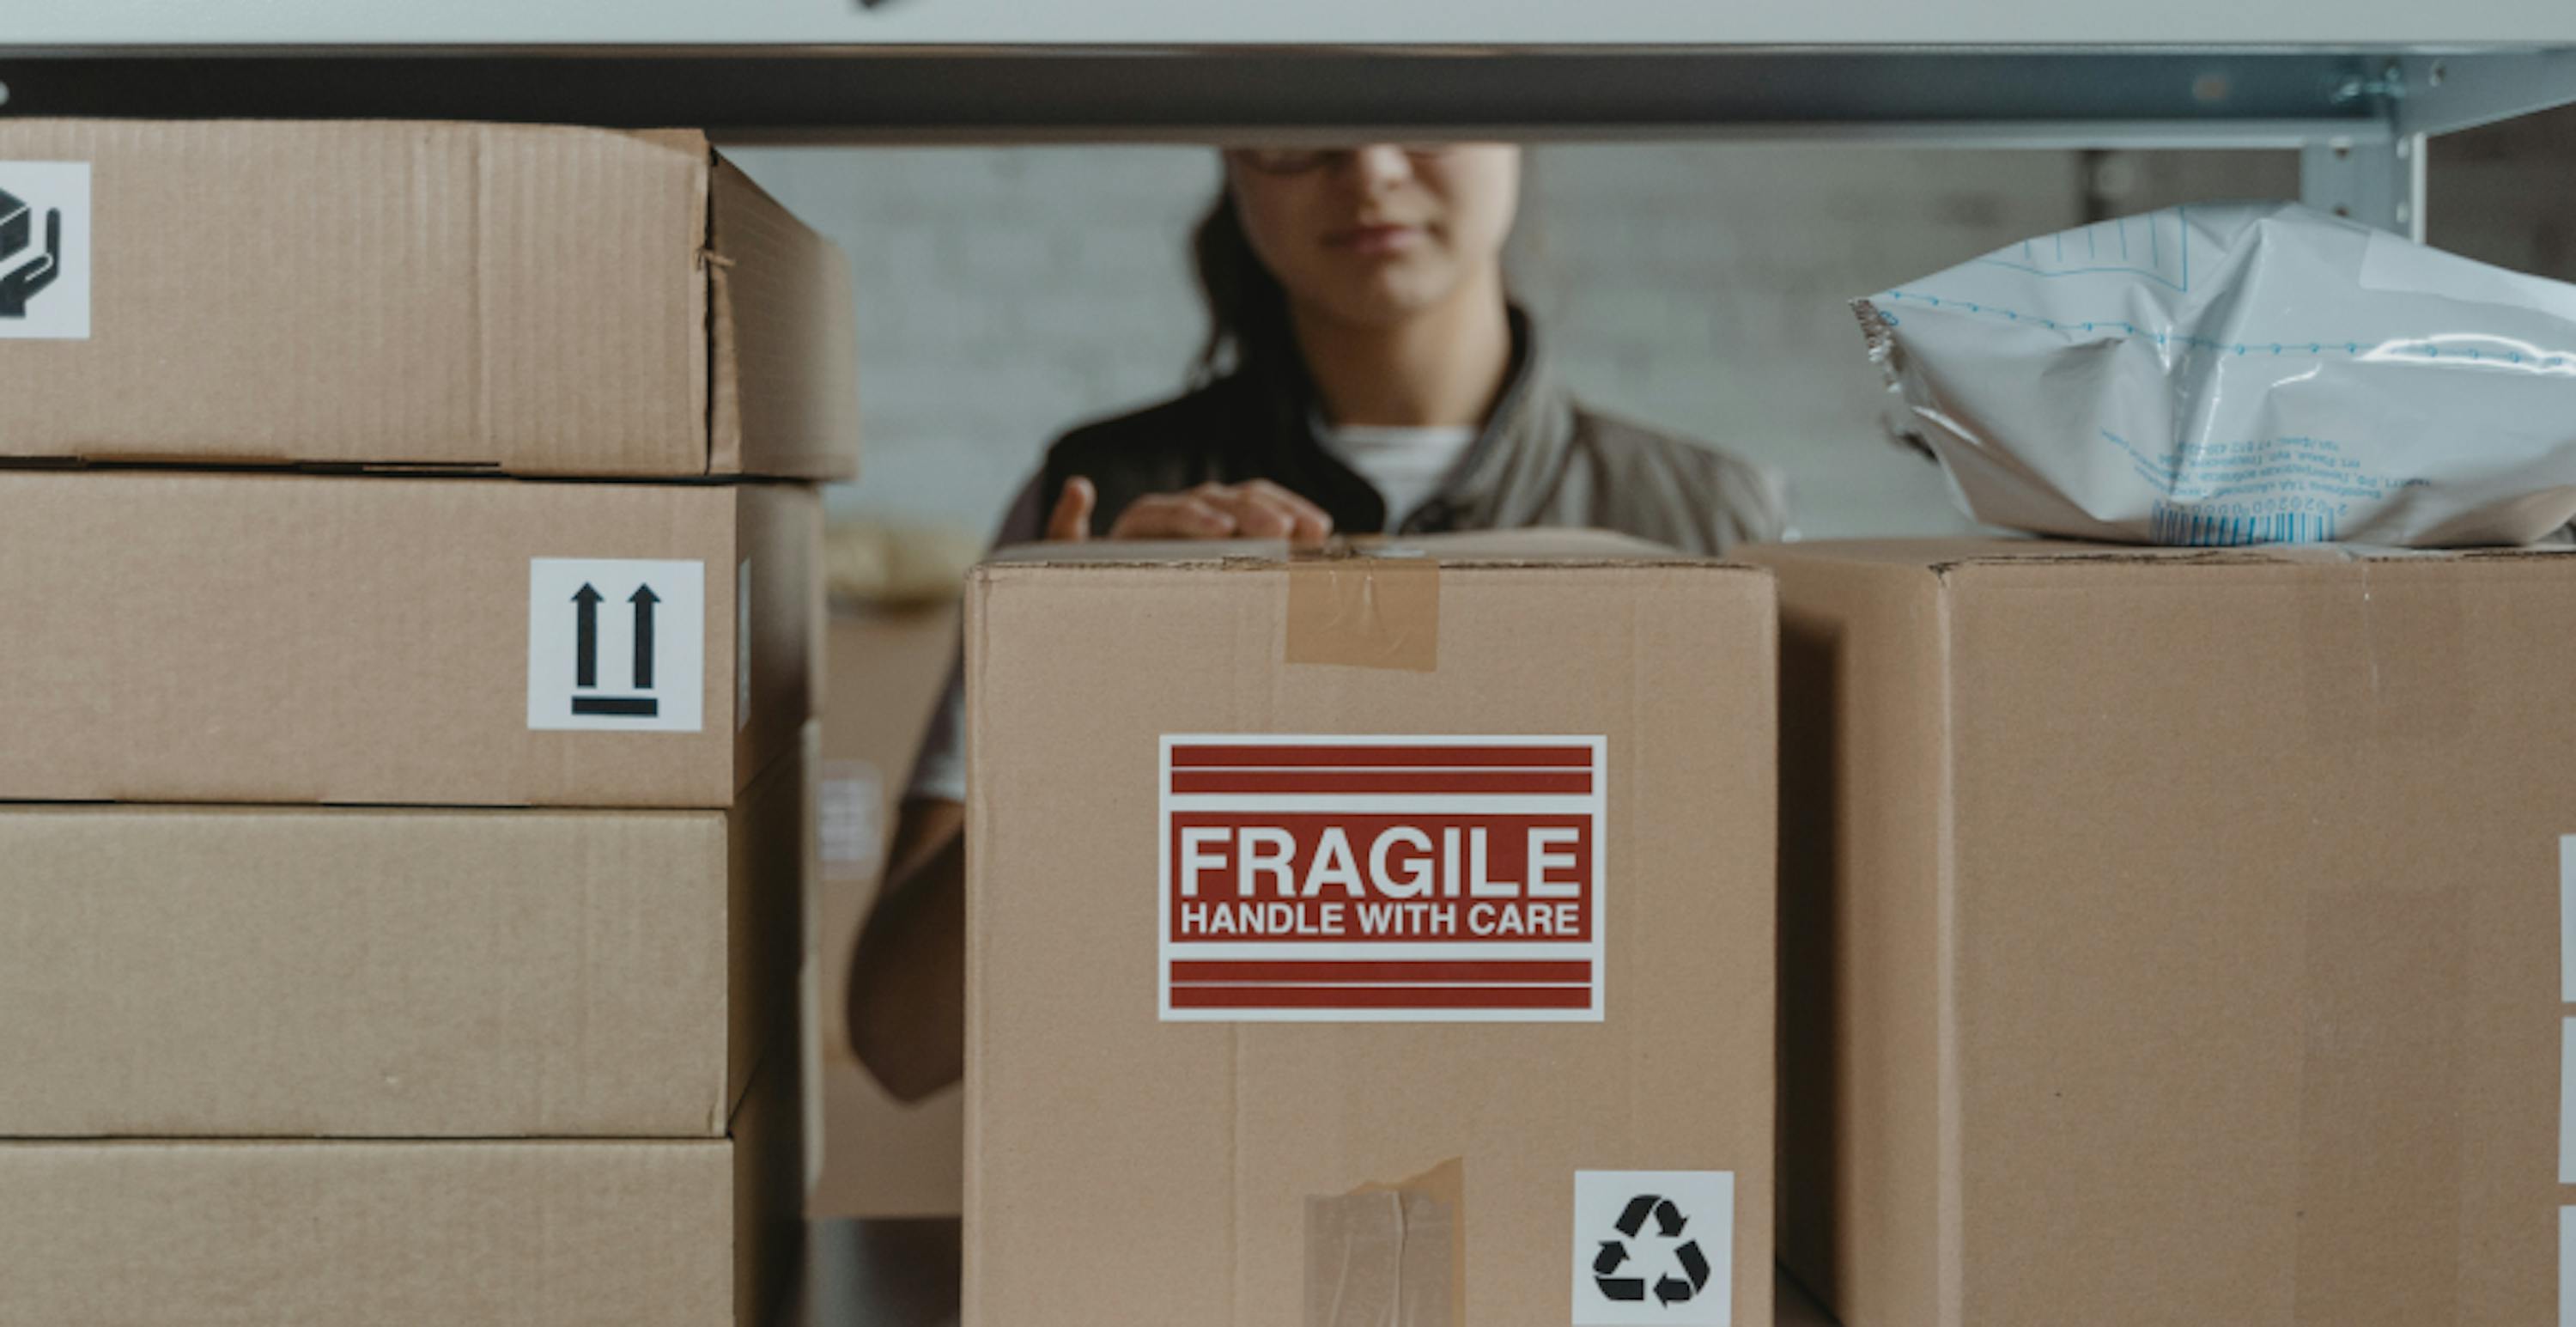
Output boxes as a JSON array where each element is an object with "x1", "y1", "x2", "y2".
[{"x1": 1572, "y1": 1171, "x2": 1734, "y2": 1326}]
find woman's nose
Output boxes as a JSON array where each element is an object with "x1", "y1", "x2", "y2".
[{"x1": 1342, "y1": 144, "x2": 1415, "y2": 193}]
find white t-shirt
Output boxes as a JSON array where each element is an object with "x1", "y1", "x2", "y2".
[
  {"x1": 905, "y1": 422, "x2": 1479, "y2": 804},
  {"x1": 1315, "y1": 421, "x2": 1479, "y2": 533}
]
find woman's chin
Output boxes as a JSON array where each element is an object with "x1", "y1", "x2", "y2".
[{"x1": 1302, "y1": 271, "x2": 1461, "y2": 329}]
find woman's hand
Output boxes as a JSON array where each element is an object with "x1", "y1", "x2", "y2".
[{"x1": 1047, "y1": 476, "x2": 1334, "y2": 544}]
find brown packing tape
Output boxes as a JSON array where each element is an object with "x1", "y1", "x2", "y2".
[
  {"x1": 1304, "y1": 1159, "x2": 1467, "y2": 1327},
  {"x1": 2293, "y1": 884, "x2": 2469, "y2": 1325},
  {"x1": 1285, "y1": 547, "x2": 1440, "y2": 672}
]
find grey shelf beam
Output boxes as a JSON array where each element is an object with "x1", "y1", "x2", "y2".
[
  {"x1": 3, "y1": 45, "x2": 2568, "y2": 241},
  {"x1": 0, "y1": 49, "x2": 2445, "y2": 145}
]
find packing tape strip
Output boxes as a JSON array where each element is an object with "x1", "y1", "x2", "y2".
[
  {"x1": 1303, "y1": 1159, "x2": 1466, "y2": 1327},
  {"x1": 1285, "y1": 545, "x2": 1439, "y2": 672},
  {"x1": 2293, "y1": 883, "x2": 2468, "y2": 1325}
]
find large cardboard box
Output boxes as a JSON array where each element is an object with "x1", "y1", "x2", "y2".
[
  {"x1": 808, "y1": 603, "x2": 968, "y2": 1219},
  {"x1": 1756, "y1": 539, "x2": 2576, "y2": 1327},
  {"x1": 0, "y1": 1058, "x2": 801, "y2": 1327},
  {"x1": 0, "y1": 120, "x2": 858, "y2": 480},
  {"x1": 0, "y1": 735, "x2": 809, "y2": 1138},
  {"x1": 0, "y1": 470, "x2": 819, "y2": 808},
  {"x1": 964, "y1": 532, "x2": 1777, "y2": 1326}
]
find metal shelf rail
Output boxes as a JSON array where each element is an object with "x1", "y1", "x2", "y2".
[{"x1": 3, "y1": 4, "x2": 2574, "y2": 239}]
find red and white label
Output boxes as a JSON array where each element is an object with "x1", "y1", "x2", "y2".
[{"x1": 1159, "y1": 735, "x2": 1607, "y2": 1022}]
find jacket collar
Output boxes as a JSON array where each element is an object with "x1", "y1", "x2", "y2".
[
  {"x1": 1413, "y1": 306, "x2": 1576, "y2": 535},
  {"x1": 1248, "y1": 304, "x2": 1576, "y2": 536}
]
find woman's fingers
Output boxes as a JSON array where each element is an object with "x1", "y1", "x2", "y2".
[
  {"x1": 1237, "y1": 480, "x2": 1335, "y2": 544},
  {"x1": 1109, "y1": 493, "x2": 1237, "y2": 539},
  {"x1": 1198, "y1": 484, "x2": 1293, "y2": 537},
  {"x1": 1188, "y1": 482, "x2": 1334, "y2": 542},
  {"x1": 1098, "y1": 481, "x2": 1338, "y2": 543},
  {"x1": 1046, "y1": 476, "x2": 1098, "y2": 541}
]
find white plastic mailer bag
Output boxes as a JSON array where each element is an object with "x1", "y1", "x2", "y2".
[{"x1": 1860, "y1": 202, "x2": 2576, "y2": 546}]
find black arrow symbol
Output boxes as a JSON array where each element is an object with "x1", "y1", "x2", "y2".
[
  {"x1": 1595, "y1": 1276, "x2": 1647, "y2": 1302},
  {"x1": 571, "y1": 584, "x2": 602, "y2": 688},
  {"x1": 630, "y1": 584, "x2": 659, "y2": 691},
  {"x1": 1614, "y1": 1195, "x2": 1660, "y2": 1239},
  {"x1": 1593, "y1": 1241, "x2": 1628, "y2": 1275},
  {"x1": 1654, "y1": 1275, "x2": 1694, "y2": 1306},
  {"x1": 1654, "y1": 1199, "x2": 1688, "y2": 1238},
  {"x1": 1675, "y1": 1239, "x2": 1711, "y2": 1292}
]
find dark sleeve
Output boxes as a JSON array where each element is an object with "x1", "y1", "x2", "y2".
[{"x1": 904, "y1": 469, "x2": 1051, "y2": 805}]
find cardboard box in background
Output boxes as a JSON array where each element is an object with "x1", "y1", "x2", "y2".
[
  {"x1": 1754, "y1": 540, "x2": 2576, "y2": 1327},
  {"x1": 0, "y1": 735, "x2": 809, "y2": 1139},
  {"x1": 0, "y1": 1053, "x2": 802, "y2": 1327},
  {"x1": 0, "y1": 120, "x2": 859, "y2": 480},
  {"x1": 806, "y1": 602, "x2": 969, "y2": 1220},
  {"x1": 0, "y1": 471, "x2": 820, "y2": 808},
  {"x1": 965, "y1": 533, "x2": 1777, "y2": 1327}
]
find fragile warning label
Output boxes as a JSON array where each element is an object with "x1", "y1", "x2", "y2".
[{"x1": 1159, "y1": 735, "x2": 1607, "y2": 1022}]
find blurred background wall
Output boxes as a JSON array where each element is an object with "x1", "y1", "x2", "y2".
[{"x1": 727, "y1": 141, "x2": 2326, "y2": 541}]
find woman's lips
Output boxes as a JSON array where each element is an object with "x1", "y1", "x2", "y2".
[{"x1": 1327, "y1": 223, "x2": 1425, "y2": 257}]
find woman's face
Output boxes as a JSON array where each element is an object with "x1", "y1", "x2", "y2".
[{"x1": 1225, "y1": 144, "x2": 1521, "y2": 329}]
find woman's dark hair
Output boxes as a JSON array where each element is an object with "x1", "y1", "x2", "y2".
[{"x1": 1189, "y1": 186, "x2": 1294, "y2": 387}]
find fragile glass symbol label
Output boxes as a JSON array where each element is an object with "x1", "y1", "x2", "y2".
[{"x1": 526, "y1": 558, "x2": 706, "y2": 733}]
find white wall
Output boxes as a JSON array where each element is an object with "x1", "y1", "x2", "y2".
[{"x1": 731, "y1": 143, "x2": 2297, "y2": 541}]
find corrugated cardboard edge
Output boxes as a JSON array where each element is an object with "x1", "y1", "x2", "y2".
[
  {"x1": 732, "y1": 483, "x2": 827, "y2": 808},
  {"x1": 981, "y1": 528, "x2": 1716, "y2": 572},
  {"x1": 707, "y1": 153, "x2": 864, "y2": 482},
  {"x1": 1305, "y1": 1159, "x2": 1467, "y2": 1327},
  {"x1": 1752, "y1": 548, "x2": 1959, "y2": 1327},
  {"x1": 1759, "y1": 537, "x2": 2576, "y2": 576},
  {"x1": 725, "y1": 726, "x2": 817, "y2": 1135},
  {"x1": 730, "y1": 1046, "x2": 806, "y2": 1327},
  {"x1": 960, "y1": 568, "x2": 997, "y2": 1327}
]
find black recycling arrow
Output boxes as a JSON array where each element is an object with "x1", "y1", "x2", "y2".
[
  {"x1": 571, "y1": 584, "x2": 602, "y2": 688},
  {"x1": 1593, "y1": 1241, "x2": 1628, "y2": 1275},
  {"x1": 1655, "y1": 1275, "x2": 1694, "y2": 1306},
  {"x1": 1614, "y1": 1195, "x2": 1660, "y2": 1239},
  {"x1": 1654, "y1": 1199, "x2": 1688, "y2": 1238},
  {"x1": 629, "y1": 584, "x2": 659, "y2": 691},
  {"x1": 1595, "y1": 1276, "x2": 1647, "y2": 1302},
  {"x1": 1675, "y1": 1239, "x2": 1711, "y2": 1291}
]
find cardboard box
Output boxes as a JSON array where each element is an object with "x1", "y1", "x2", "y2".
[
  {"x1": 0, "y1": 734, "x2": 809, "y2": 1138},
  {"x1": 1755, "y1": 539, "x2": 2576, "y2": 1327},
  {"x1": 808, "y1": 603, "x2": 968, "y2": 1219},
  {"x1": 964, "y1": 532, "x2": 1777, "y2": 1327},
  {"x1": 0, "y1": 119, "x2": 858, "y2": 480},
  {"x1": 0, "y1": 1056, "x2": 801, "y2": 1327},
  {"x1": 0, "y1": 470, "x2": 819, "y2": 808}
]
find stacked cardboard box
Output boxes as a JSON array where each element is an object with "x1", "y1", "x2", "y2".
[
  {"x1": 1756, "y1": 539, "x2": 2576, "y2": 1326},
  {"x1": 961, "y1": 532, "x2": 1779, "y2": 1326},
  {"x1": 0, "y1": 120, "x2": 854, "y2": 1324}
]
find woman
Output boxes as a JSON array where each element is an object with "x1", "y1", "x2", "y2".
[{"x1": 850, "y1": 143, "x2": 1785, "y2": 1099}]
